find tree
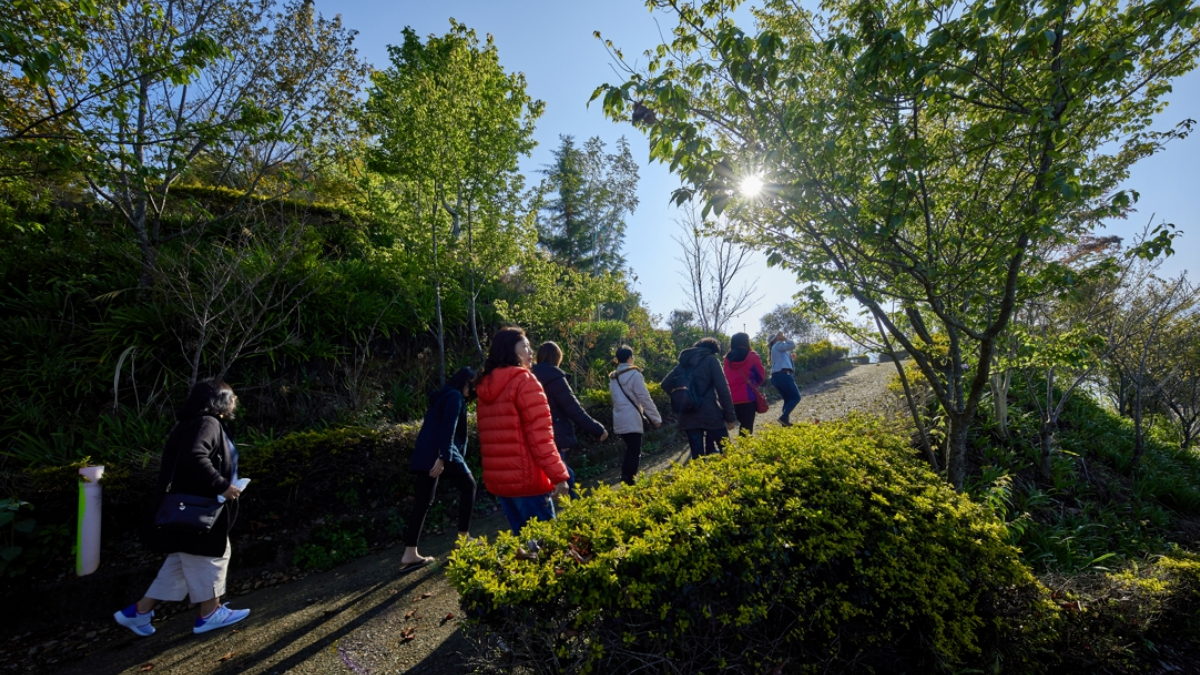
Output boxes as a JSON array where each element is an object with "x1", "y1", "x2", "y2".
[
  {"x1": 757, "y1": 303, "x2": 827, "y2": 345},
  {"x1": 156, "y1": 204, "x2": 314, "y2": 387},
  {"x1": 673, "y1": 203, "x2": 760, "y2": 335},
  {"x1": 1010, "y1": 232, "x2": 1166, "y2": 476},
  {"x1": 595, "y1": 0, "x2": 1200, "y2": 488},
  {"x1": 368, "y1": 21, "x2": 543, "y2": 380},
  {"x1": 1106, "y1": 272, "x2": 1196, "y2": 461},
  {"x1": 1153, "y1": 313, "x2": 1200, "y2": 450},
  {"x1": 9, "y1": 0, "x2": 367, "y2": 291},
  {"x1": 538, "y1": 135, "x2": 639, "y2": 275}
]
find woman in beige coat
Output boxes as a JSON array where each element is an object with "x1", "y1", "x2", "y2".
[{"x1": 608, "y1": 345, "x2": 663, "y2": 485}]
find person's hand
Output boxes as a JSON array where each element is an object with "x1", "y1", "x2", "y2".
[
  {"x1": 725, "y1": 421, "x2": 737, "y2": 431},
  {"x1": 651, "y1": 421, "x2": 661, "y2": 429},
  {"x1": 599, "y1": 430, "x2": 609, "y2": 442},
  {"x1": 429, "y1": 458, "x2": 445, "y2": 478},
  {"x1": 221, "y1": 485, "x2": 242, "y2": 501},
  {"x1": 552, "y1": 482, "x2": 570, "y2": 499}
]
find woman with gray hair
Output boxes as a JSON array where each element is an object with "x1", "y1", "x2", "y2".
[{"x1": 113, "y1": 379, "x2": 250, "y2": 636}]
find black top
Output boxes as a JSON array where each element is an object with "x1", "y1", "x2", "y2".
[
  {"x1": 143, "y1": 415, "x2": 238, "y2": 557},
  {"x1": 531, "y1": 363, "x2": 605, "y2": 450},
  {"x1": 661, "y1": 347, "x2": 737, "y2": 430},
  {"x1": 411, "y1": 387, "x2": 469, "y2": 472}
]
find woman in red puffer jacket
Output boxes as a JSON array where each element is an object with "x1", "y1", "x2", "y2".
[{"x1": 474, "y1": 326, "x2": 571, "y2": 535}]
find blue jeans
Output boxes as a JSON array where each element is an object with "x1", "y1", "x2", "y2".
[
  {"x1": 771, "y1": 371, "x2": 802, "y2": 423},
  {"x1": 498, "y1": 493, "x2": 555, "y2": 536},
  {"x1": 685, "y1": 427, "x2": 728, "y2": 460}
]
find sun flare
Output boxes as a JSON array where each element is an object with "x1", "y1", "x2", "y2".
[{"x1": 739, "y1": 174, "x2": 764, "y2": 197}]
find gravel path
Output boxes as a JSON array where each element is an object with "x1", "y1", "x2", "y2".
[{"x1": 41, "y1": 364, "x2": 898, "y2": 675}]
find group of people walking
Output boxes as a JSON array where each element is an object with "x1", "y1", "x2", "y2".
[{"x1": 114, "y1": 326, "x2": 802, "y2": 637}]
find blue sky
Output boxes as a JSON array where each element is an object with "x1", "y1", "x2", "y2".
[{"x1": 318, "y1": 0, "x2": 1199, "y2": 334}]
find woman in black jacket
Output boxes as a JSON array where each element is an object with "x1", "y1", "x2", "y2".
[
  {"x1": 114, "y1": 380, "x2": 250, "y2": 637},
  {"x1": 398, "y1": 367, "x2": 478, "y2": 573},
  {"x1": 662, "y1": 337, "x2": 737, "y2": 459},
  {"x1": 531, "y1": 342, "x2": 608, "y2": 497}
]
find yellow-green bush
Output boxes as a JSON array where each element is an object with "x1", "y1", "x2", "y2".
[
  {"x1": 447, "y1": 416, "x2": 1047, "y2": 674},
  {"x1": 1041, "y1": 549, "x2": 1200, "y2": 669}
]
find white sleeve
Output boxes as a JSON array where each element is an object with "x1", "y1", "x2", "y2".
[{"x1": 634, "y1": 372, "x2": 661, "y2": 424}]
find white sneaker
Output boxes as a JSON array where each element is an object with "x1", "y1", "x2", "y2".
[
  {"x1": 193, "y1": 604, "x2": 250, "y2": 634},
  {"x1": 114, "y1": 604, "x2": 155, "y2": 636}
]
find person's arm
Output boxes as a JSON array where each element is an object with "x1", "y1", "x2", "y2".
[
  {"x1": 712, "y1": 359, "x2": 737, "y2": 423},
  {"x1": 632, "y1": 371, "x2": 662, "y2": 425},
  {"x1": 436, "y1": 392, "x2": 464, "y2": 462},
  {"x1": 516, "y1": 374, "x2": 571, "y2": 485},
  {"x1": 661, "y1": 366, "x2": 679, "y2": 391},
  {"x1": 751, "y1": 353, "x2": 766, "y2": 385},
  {"x1": 554, "y1": 378, "x2": 606, "y2": 437},
  {"x1": 190, "y1": 418, "x2": 231, "y2": 495}
]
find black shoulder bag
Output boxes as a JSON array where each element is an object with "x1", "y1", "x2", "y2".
[{"x1": 153, "y1": 426, "x2": 226, "y2": 534}]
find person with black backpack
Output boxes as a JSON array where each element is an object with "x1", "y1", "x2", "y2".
[{"x1": 661, "y1": 337, "x2": 737, "y2": 459}]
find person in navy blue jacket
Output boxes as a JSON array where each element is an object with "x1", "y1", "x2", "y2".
[{"x1": 399, "y1": 367, "x2": 477, "y2": 572}]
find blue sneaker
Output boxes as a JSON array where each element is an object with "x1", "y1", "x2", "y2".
[
  {"x1": 193, "y1": 603, "x2": 250, "y2": 634},
  {"x1": 113, "y1": 604, "x2": 155, "y2": 636}
]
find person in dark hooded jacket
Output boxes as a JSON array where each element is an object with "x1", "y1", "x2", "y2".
[
  {"x1": 661, "y1": 337, "x2": 737, "y2": 459},
  {"x1": 532, "y1": 341, "x2": 608, "y2": 497},
  {"x1": 399, "y1": 366, "x2": 478, "y2": 573}
]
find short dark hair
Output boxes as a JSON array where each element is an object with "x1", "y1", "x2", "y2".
[
  {"x1": 179, "y1": 379, "x2": 237, "y2": 420},
  {"x1": 446, "y1": 367, "x2": 477, "y2": 396},
  {"x1": 478, "y1": 327, "x2": 528, "y2": 384},
  {"x1": 615, "y1": 345, "x2": 634, "y2": 363},
  {"x1": 694, "y1": 337, "x2": 722, "y2": 355},
  {"x1": 536, "y1": 341, "x2": 563, "y2": 366}
]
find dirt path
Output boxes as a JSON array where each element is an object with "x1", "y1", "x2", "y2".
[{"x1": 37, "y1": 364, "x2": 897, "y2": 675}]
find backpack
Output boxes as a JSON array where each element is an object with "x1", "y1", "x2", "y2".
[{"x1": 669, "y1": 362, "x2": 708, "y2": 415}]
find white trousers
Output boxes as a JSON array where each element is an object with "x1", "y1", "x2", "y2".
[{"x1": 145, "y1": 539, "x2": 231, "y2": 603}]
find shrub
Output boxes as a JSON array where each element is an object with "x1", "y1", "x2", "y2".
[
  {"x1": 447, "y1": 416, "x2": 1047, "y2": 674},
  {"x1": 1041, "y1": 549, "x2": 1200, "y2": 670},
  {"x1": 791, "y1": 339, "x2": 849, "y2": 373}
]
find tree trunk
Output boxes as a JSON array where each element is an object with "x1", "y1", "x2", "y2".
[
  {"x1": 873, "y1": 314, "x2": 937, "y2": 470},
  {"x1": 991, "y1": 370, "x2": 1010, "y2": 439},
  {"x1": 1039, "y1": 417, "x2": 1056, "y2": 479},
  {"x1": 432, "y1": 214, "x2": 446, "y2": 387},
  {"x1": 465, "y1": 200, "x2": 484, "y2": 361},
  {"x1": 1132, "y1": 380, "x2": 1146, "y2": 464},
  {"x1": 946, "y1": 413, "x2": 971, "y2": 491}
]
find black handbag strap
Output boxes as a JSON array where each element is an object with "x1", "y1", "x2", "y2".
[{"x1": 615, "y1": 371, "x2": 651, "y2": 425}]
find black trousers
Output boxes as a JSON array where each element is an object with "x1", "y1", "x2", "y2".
[
  {"x1": 734, "y1": 402, "x2": 757, "y2": 435},
  {"x1": 403, "y1": 461, "x2": 476, "y2": 547},
  {"x1": 685, "y1": 427, "x2": 729, "y2": 460},
  {"x1": 620, "y1": 433, "x2": 643, "y2": 485}
]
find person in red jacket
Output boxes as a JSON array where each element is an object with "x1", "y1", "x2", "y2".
[
  {"x1": 723, "y1": 332, "x2": 767, "y2": 435},
  {"x1": 474, "y1": 327, "x2": 571, "y2": 535}
]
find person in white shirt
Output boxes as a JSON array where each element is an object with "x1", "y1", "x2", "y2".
[
  {"x1": 769, "y1": 332, "x2": 802, "y2": 426},
  {"x1": 608, "y1": 345, "x2": 663, "y2": 484}
]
